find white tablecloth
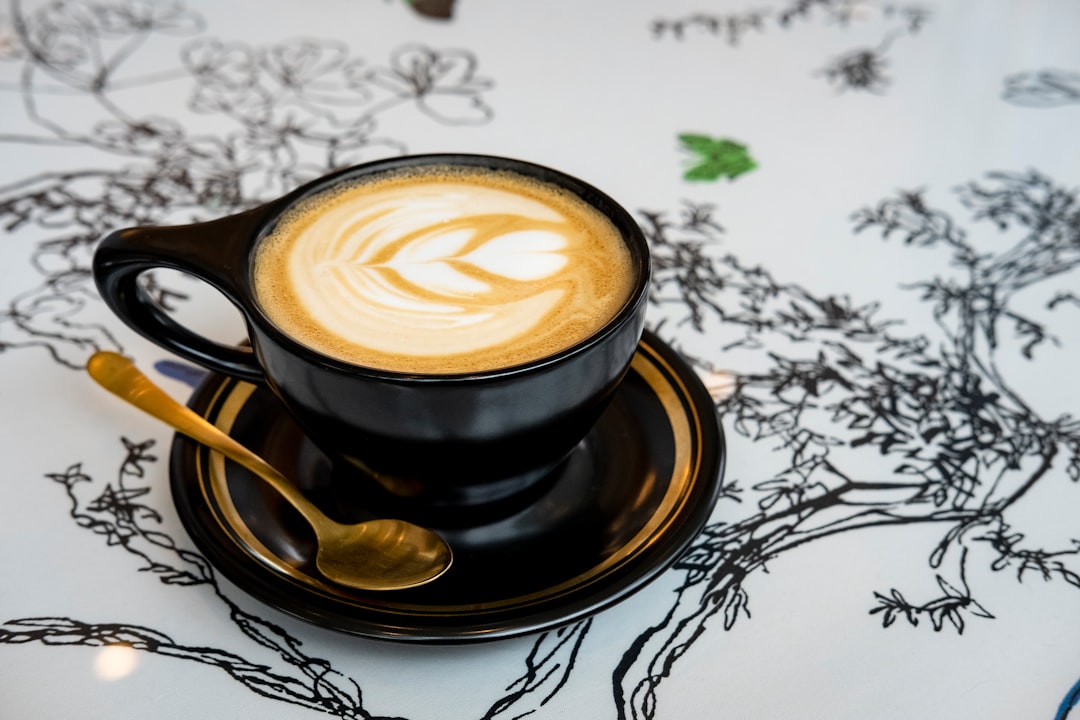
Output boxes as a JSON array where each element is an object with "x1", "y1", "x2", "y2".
[{"x1": 2, "y1": 1, "x2": 1079, "y2": 717}]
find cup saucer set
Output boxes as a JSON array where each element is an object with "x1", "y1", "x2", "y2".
[{"x1": 94, "y1": 154, "x2": 726, "y2": 643}]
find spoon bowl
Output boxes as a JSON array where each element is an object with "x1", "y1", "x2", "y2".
[{"x1": 86, "y1": 351, "x2": 452, "y2": 592}]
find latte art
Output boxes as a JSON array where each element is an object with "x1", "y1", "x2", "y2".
[{"x1": 253, "y1": 167, "x2": 635, "y2": 374}]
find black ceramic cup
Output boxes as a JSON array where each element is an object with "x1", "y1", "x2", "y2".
[{"x1": 93, "y1": 154, "x2": 650, "y2": 511}]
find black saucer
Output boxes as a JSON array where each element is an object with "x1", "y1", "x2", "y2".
[{"x1": 169, "y1": 331, "x2": 725, "y2": 643}]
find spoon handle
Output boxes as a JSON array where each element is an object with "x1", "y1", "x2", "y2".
[{"x1": 87, "y1": 351, "x2": 326, "y2": 526}]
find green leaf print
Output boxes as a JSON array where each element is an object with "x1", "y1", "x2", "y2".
[{"x1": 678, "y1": 133, "x2": 757, "y2": 182}]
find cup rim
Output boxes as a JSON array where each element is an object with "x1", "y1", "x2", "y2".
[{"x1": 245, "y1": 153, "x2": 652, "y2": 383}]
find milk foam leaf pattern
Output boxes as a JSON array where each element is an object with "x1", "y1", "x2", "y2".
[
  {"x1": 343, "y1": 222, "x2": 570, "y2": 300},
  {"x1": 254, "y1": 168, "x2": 635, "y2": 372},
  {"x1": 306, "y1": 224, "x2": 568, "y2": 352}
]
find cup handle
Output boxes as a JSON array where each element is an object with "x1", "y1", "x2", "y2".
[{"x1": 93, "y1": 208, "x2": 267, "y2": 383}]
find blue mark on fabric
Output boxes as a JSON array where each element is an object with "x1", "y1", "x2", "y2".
[
  {"x1": 1055, "y1": 676, "x2": 1080, "y2": 720},
  {"x1": 154, "y1": 359, "x2": 207, "y2": 388}
]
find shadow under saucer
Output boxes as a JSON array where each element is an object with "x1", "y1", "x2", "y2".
[{"x1": 169, "y1": 330, "x2": 726, "y2": 643}]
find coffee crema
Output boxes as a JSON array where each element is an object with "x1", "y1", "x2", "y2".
[{"x1": 252, "y1": 166, "x2": 635, "y2": 374}]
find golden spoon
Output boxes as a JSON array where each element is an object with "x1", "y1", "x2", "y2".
[{"x1": 87, "y1": 351, "x2": 452, "y2": 592}]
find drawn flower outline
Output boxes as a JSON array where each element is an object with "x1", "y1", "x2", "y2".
[{"x1": 365, "y1": 43, "x2": 493, "y2": 124}]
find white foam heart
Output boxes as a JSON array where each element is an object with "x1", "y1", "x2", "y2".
[
  {"x1": 463, "y1": 230, "x2": 568, "y2": 280},
  {"x1": 389, "y1": 260, "x2": 491, "y2": 297},
  {"x1": 395, "y1": 227, "x2": 475, "y2": 264}
]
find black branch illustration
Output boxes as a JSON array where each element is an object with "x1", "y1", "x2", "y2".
[
  {"x1": 618, "y1": 171, "x2": 1080, "y2": 719},
  {"x1": 651, "y1": 0, "x2": 930, "y2": 93},
  {"x1": 0, "y1": 0, "x2": 493, "y2": 369},
  {"x1": 2, "y1": 438, "x2": 400, "y2": 719}
]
